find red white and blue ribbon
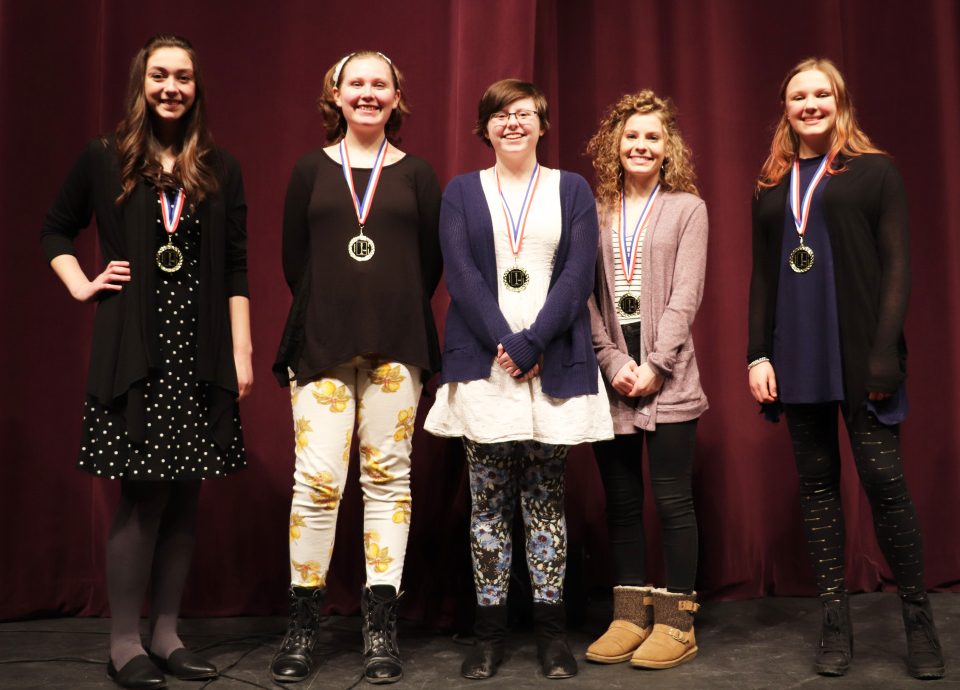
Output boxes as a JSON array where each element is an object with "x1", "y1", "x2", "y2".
[
  {"x1": 495, "y1": 163, "x2": 542, "y2": 257},
  {"x1": 789, "y1": 152, "x2": 835, "y2": 240},
  {"x1": 160, "y1": 188, "x2": 186, "y2": 237},
  {"x1": 340, "y1": 137, "x2": 389, "y2": 228},
  {"x1": 618, "y1": 183, "x2": 660, "y2": 284}
]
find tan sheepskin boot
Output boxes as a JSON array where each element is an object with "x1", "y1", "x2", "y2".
[
  {"x1": 585, "y1": 586, "x2": 653, "y2": 663},
  {"x1": 630, "y1": 589, "x2": 699, "y2": 669}
]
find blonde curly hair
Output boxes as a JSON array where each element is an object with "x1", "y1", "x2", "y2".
[{"x1": 586, "y1": 90, "x2": 699, "y2": 212}]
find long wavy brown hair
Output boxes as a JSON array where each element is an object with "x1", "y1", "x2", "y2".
[
  {"x1": 586, "y1": 90, "x2": 699, "y2": 213},
  {"x1": 756, "y1": 57, "x2": 884, "y2": 191},
  {"x1": 317, "y1": 51, "x2": 410, "y2": 144},
  {"x1": 114, "y1": 34, "x2": 217, "y2": 205}
]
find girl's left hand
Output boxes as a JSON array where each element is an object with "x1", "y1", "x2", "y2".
[
  {"x1": 629, "y1": 362, "x2": 664, "y2": 397},
  {"x1": 234, "y1": 351, "x2": 254, "y2": 400}
]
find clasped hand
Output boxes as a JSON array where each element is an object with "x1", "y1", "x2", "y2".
[
  {"x1": 497, "y1": 343, "x2": 541, "y2": 383},
  {"x1": 612, "y1": 359, "x2": 663, "y2": 397}
]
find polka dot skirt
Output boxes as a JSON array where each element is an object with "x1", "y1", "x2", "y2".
[{"x1": 77, "y1": 193, "x2": 246, "y2": 480}]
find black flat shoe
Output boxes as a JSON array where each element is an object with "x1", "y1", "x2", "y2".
[
  {"x1": 107, "y1": 655, "x2": 167, "y2": 689},
  {"x1": 149, "y1": 648, "x2": 218, "y2": 680}
]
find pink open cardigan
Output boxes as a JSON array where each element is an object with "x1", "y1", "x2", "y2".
[{"x1": 588, "y1": 190, "x2": 709, "y2": 433}]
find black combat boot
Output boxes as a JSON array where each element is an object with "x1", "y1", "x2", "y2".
[
  {"x1": 362, "y1": 585, "x2": 402, "y2": 684},
  {"x1": 270, "y1": 586, "x2": 325, "y2": 682}
]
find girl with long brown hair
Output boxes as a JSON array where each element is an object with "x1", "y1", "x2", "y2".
[
  {"x1": 41, "y1": 34, "x2": 251, "y2": 689},
  {"x1": 584, "y1": 90, "x2": 708, "y2": 671},
  {"x1": 747, "y1": 57, "x2": 943, "y2": 680},
  {"x1": 270, "y1": 50, "x2": 441, "y2": 685}
]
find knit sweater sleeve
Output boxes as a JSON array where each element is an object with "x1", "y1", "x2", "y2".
[
  {"x1": 747, "y1": 190, "x2": 775, "y2": 365},
  {"x1": 647, "y1": 199, "x2": 708, "y2": 376},
  {"x1": 219, "y1": 149, "x2": 249, "y2": 298},
  {"x1": 501, "y1": 173, "x2": 599, "y2": 372},
  {"x1": 440, "y1": 175, "x2": 512, "y2": 351},
  {"x1": 416, "y1": 160, "x2": 443, "y2": 298},
  {"x1": 40, "y1": 140, "x2": 97, "y2": 261},
  {"x1": 867, "y1": 158, "x2": 910, "y2": 392}
]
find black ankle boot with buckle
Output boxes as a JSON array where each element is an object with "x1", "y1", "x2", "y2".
[
  {"x1": 901, "y1": 591, "x2": 945, "y2": 679},
  {"x1": 271, "y1": 585, "x2": 325, "y2": 683},
  {"x1": 815, "y1": 592, "x2": 852, "y2": 676},
  {"x1": 362, "y1": 585, "x2": 402, "y2": 684}
]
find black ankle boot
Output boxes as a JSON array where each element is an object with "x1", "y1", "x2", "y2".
[
  {"x1": 815, "y1": 592, "x2": 852, "y2": 676},
  {"x1": 362, "y1": 585, "x2": 402, "y2": 684},
  {"x1": 271, "y1": 585, "x2": 325, "y2": 682},
  {"x1": 901, "y1": 592, "x2": 945, "y2": 679},
  {"x1": 532, "y1": 602, "x2": 577, "y2": 680},
  {"x1": 461, "y1": 604, "x2": 508, "y2": 679}
]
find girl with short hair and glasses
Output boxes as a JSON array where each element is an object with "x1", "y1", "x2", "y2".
[
  {"x1": 425, "y1": 78, "x2": 613, "y2": 681},
  {"x1": 270, "y1": 50, "x2": 441, "y2": 685},
  {"x1": 748, "y1": 57, "x2": 943, "y2": 680}
]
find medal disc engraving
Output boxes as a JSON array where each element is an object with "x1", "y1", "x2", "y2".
[
  {"x1": 617, "y1": 293, "x2": 640, "y2": 316},
  {"x1": 788, "y1": 244, "x2": 815, "y2": 273},
  {"x1": 348, "y1": 234, "x2": 375, "y2": 262},
  {"x1": 503, "y1": 266, "x2": 530, "y2": 292},
  {"x1": 156, "y1": 243, "x2": 183, "y2": 273}
]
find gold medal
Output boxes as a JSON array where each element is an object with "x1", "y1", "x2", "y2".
[
  {"x1": 156, "y1": 240, "x2": 184, "y2": 273},
  {"x1": 503, "y1": 265, "x2": 529, "y2": 291},
  {"x1": 788, "y1": 242, "x2": 815, "y2": 273}
]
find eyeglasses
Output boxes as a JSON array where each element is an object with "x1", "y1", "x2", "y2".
[{"x1": 490, "y1": 109, "x2": 538, "y2": 126}]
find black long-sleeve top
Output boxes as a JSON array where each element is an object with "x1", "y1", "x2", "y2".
[
  {"x1": 41, "y1": 136, "x2": 248, "y2": 446},
  {"x1": 748, "y1": 153, "x2": 910, "y2": 411},
  {"x1": 273, "y1": 149, "x2": 442, "y2": 385}
]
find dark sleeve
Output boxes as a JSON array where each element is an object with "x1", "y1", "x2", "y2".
[
  {"x1": 439, "y1": 177, "x2": 512, "y2": 351},
  {"x1": 747, "y1": 191, "x2": 773, "y2": 364},
  {"x1": 221, "y1": 152, "x2": 249, "y2": 297},
  {"x1": 281, "y1": 158, "x2": 314, "y2": 293},
  {"x1": 501, "y1": 174, "x2": 599, "y2": 372},
  {"x1": 416, "y1": 160, "x2": 443, "y2": 297},
  {"x1": 40, "y1": 142, "x2": 96, "y2": 261},
  {"x1": 867, "y1": 159, "x2": 910, "y2": 392}
]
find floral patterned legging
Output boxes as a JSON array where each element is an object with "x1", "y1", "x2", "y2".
[{"x1": 463, "y1": 439, "x2": 569, "y2": 606}]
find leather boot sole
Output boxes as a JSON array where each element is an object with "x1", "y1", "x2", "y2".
[
  {"x1": 585, "y1": 650, "x2": 633, "y2": 663},
  {"x1": 630, "y1": 646, "x2": 698, "y2": 669}
]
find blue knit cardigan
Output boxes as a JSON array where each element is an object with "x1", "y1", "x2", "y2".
[{"x1": 437, "y1": 169, "x2": 600, "y2": 399}]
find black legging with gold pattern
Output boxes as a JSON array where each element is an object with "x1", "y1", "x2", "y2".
[{"x1": 783, "y1": 402, "x2": 925, "y2": 595}]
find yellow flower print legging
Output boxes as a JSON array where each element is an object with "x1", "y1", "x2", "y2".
[{"x1": 287, "y1": 360, "x2": 421, "y2": 591}]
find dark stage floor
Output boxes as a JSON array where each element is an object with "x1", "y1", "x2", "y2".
[{"x1": 0, "y1": 593, "x2": 955, "y2": 689}]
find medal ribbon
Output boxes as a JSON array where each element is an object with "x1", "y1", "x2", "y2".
[
  {"x1": 495, "y1": 163, "x2": 542, "y2": 257},
  {"x1": 340, "y1": 137, "x2": 389, "y2": 227},
  {"x1": 160, "y1": 188, "x2": 186, "y2": 237},
  {"x1": 618, "y1": 183, "x2": 660, "y2": 284},
  {"x1": 789, "y1": 151, "x2": 835, "y2": 241}
]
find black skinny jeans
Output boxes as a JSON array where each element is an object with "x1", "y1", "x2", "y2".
[
  {"x1": 593, "y1": 420, "x2": 699, "y2": 593},
  {"x1": 783, "y1": 401, "x2": 925, "y2": 595}
]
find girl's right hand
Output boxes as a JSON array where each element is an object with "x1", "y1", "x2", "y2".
[
  {"x1": 611, "y1": 360, "x2": 639, "y2": 396},
  {"x1": 748, "y1": 361, "x2": 778, "y2": 404},
  {"x1": 75, "y1": 260, "x2": 130, "y2": 302}
]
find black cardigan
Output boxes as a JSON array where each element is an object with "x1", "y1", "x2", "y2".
[
  {"x1": 748, "y1": 153, "x2": 910, "y2": 410},
  {"x1": 41, "y1": 136, "x2": 248, "y2": 447}
]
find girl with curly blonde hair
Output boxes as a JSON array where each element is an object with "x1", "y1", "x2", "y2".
[{"x1": 584, "y1": 90, "x2": 708, "y2": 671}]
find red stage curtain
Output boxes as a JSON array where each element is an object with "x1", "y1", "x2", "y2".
[{"x1": 2, "y1": 0, "x2": 958, "y2": 623}]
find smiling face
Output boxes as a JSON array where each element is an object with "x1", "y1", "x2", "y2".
[
  {"x1": 333, "y1": 56, "x2": 400, "y2": 135},
  {"x1": 144, "y1": 46, "x2": 196, "y2": 124},
  {"x1": 619, "y1": 112, "x2": 666, "y2": 186},
  {"x1": 486, "y1": 97, "x2": 543, "y2": 162},
  {"x1": 784, "y1": 69, "x2": 837, "y2": 155}
]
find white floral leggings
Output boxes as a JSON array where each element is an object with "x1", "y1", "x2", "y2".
[
  {"x1": 463, "y1": 439, "x2": 569, "y2": 606},
  {"x1": 286, "y1": 361, "x2": 421, "y2": 591}
]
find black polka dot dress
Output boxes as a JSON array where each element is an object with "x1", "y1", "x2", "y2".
[{"x1": 77, "y1": 190, "x2": 246, "y2": 481}]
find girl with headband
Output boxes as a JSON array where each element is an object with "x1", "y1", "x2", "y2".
[{"x1": 271, "y1": 50, "x2": 441, "y2": 685}]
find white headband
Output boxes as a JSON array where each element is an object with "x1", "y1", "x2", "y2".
[{"x1": 332, "y1": 51, "x2": 394, "y2": 86}]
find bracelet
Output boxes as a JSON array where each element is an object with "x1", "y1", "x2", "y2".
[{"x1": 748, "y1": 356, "x2": 770, "y2": 370}]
